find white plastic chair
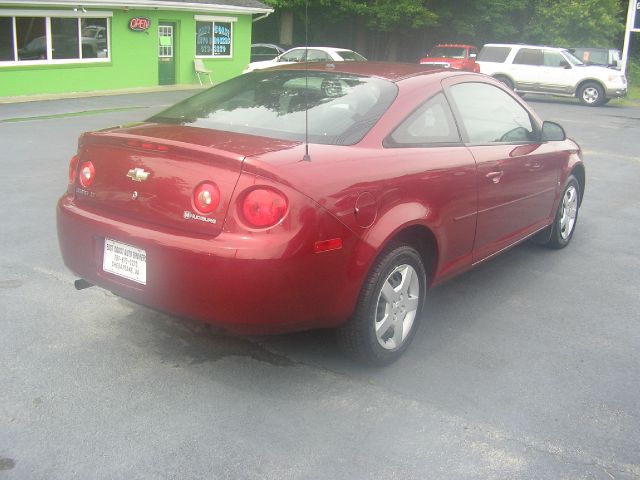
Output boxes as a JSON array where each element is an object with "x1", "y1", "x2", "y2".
[{"x1": 194, "y1": 59, "x2": 213, "y2": 86}]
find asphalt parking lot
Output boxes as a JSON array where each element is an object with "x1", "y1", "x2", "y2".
[{"x1": 1, "y1": 90, "x2": 639, "y2": 479}]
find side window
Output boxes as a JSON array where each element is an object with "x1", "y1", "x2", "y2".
[
  {"x1": 448, "y1": 82, "x2": 535, "y2": 144},
  {"x1": 477, "y1": 46, "x2": 511, "y2": 63},
  {"x1": 544, "y1": 51, "x2": 568, "y2": 67},
  {"x1": 387, "y1": 93, "x2": 460, "y2": 146},
  {"x1": 513, "y1": 48, "x2": 543, "y2": 66},
  {"x1": 280, "y1": 49, "x2": 305, "y2": 62},
  {"x1": 307, "y1": 50, "x2": 331, "y2": 62}
]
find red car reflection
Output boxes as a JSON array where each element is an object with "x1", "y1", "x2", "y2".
[{"x1": 57, "y1": 63, "x2": 584, "y2": 364}]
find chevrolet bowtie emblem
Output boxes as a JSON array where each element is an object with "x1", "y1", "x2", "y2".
[{"x1": 126, "y1": 167, "x2": 150, "y2": 182}]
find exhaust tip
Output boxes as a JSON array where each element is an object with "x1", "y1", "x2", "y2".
[{"x1": 74, "y1": 279, "x2": 94, "y2": 290}]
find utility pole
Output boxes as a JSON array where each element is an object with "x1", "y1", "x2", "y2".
[{"x1": 621, "y1": 0, "x2": 639, "y2": 75}]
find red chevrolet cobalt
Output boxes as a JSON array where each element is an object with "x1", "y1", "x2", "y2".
[{"x1": 58, "y1": 63, "x2": 584, "y2": 364}]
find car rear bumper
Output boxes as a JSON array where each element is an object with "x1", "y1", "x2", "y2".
[{"x1": 57, "y1": 195, "x2": 363, "y2": 334}]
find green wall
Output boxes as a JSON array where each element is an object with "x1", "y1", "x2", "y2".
[{"x1": 0, "y1": 7, "x2": 252, "y2": 97}]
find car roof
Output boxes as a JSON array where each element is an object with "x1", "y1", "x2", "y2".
[
  {"x1": 481, "y1": 43, "x2": 565, "y2": 52},
  {"x1": 432, "y1": 44, "x2": 477, "y2": 48},
  {"x1": 263, "y1": 61, "x2": 463, "y2": 82},
  {"x1": 286, "y1": 46, "x2": 355, "y2": 54}
]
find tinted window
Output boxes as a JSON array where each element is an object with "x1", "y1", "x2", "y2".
[
  {"x1": 149, "y1": 71, "x2": 397, "y2": 146},
  {"x1": 513, "y1": 48, "x2": 542, "y2": 66},
  {"x1": 477, "y1": 46, "x2": 511, "y2": 63},
  {"x1": 0, "y1": 17, "x2": 14, "y2": 61},
  {"x1": 448, "y1": 82, "x2": 535, "y2": 144},
  {"x1": 428, "y1": 47, "x2": 466, "y2": 58},
  {"x1": 388, "y1": 93, "x2": 460, "y2": 146}
]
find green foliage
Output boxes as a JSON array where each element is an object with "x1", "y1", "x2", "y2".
[{"x1": 524, "y1": 0, "x2": 623, "y2": 46}]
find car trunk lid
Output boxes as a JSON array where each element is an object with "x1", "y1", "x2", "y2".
[{"x1": 73, "y1": 123, "x2": 299, "y2": 236}]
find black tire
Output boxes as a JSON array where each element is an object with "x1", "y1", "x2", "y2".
[
  {"x1": 578, "y1": 82, "x2": 605, "y2": 106},
  {"x1": 494, "y1": 75, "x2": 514, "y2": 90},
  {"x1": 337, "y1": 243, "x2": 427, "y2": 365},
  {"x1": 544, "y1": 175, "x2": 580, "y2": 249}
]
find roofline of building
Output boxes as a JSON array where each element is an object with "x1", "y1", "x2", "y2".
[{"x1": 1, "y1": 0, "x2": 273, "y2": 15}]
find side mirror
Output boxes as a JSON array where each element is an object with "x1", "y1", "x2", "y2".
[
  {"x1": 469, "y1": 53, "x2": 477, "y2": 59},
  {"x1": 541, "y1": 121, "x2": 566, "y2": 142}
]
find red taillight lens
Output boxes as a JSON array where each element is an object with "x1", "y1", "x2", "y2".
[
  {"x1": 241, "y1": 188, "x2": 288, "y2": 228},
  {"x1": 68, "y1": 155, "x2": 79, "y2": 184},
  {"x1": 193, "y1": 182, "x2": 220, "y2": 214},
  {"x1": 78, "y1": 161, "x2": 95, "y2": 187}
]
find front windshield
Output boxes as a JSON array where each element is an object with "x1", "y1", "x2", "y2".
[
  {"x1": 428, "y1": 47, "x2": 466, "y2": 58},
  {"x1": 148, "y1": 70, "x2": 397, "y2": 146},
  {"x1": 562, "y1": 50, "x2": 584, "y2": 66}
]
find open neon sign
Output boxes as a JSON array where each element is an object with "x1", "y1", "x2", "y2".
[{"x1": 129, "y1": 17, "x2": 151, "y2": 31}]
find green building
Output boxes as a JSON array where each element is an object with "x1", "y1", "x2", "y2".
[{"x1": 0, "y1": 0, "x2": 272, "y2": 98}]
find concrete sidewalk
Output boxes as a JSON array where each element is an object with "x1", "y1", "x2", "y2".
[{"x1": 0, "y1": 83, "x2": 206, "y2": 105}]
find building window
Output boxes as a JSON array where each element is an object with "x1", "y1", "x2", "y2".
[
  {"x1": 0, "y1": 13, "x2": 110, "y2": 65},
  {"x1": 195, "y1": 17, "x2": 234, "y2": 58}
]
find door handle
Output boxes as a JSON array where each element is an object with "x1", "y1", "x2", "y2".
[{"x1": 485, "y1": 171, "x2": 504, "y2": 184}]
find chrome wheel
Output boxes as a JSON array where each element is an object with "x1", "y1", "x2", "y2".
[
  {"x1": 582, "y1": 87, "x2": 600, "y2": 104},
  {"x1": 559, "y1": 185, "x2": 578, "y2": 240},
  {"x1": 374, "y1": 264, "x2": 420, "y2": 351}
]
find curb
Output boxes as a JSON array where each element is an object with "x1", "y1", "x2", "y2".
[{"x1": 0, "y1": 84, "x2": 209, "y2": 105}]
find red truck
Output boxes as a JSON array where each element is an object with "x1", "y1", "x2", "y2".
[{"x1": 419, "y1": 44, "x2": 480, "y2": 72}]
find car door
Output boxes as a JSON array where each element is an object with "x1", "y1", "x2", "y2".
[
  {"x1": 509, "y1": 48, "x2": 543, "y2": 92},
  {"x1": 538, "y1": 50, "x2": 575, "y2": 94},
  {"x1": 443, "y1": 79, "x2": 562, "y2": 263}
]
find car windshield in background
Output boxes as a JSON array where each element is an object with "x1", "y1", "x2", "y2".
[
  {"x1": 428, "y1": 47, "x2": 466, "y2": 58},
  {"x1": 149, "y1": 71, "x2": 396, "y2": 145},
  {"x1": 337, "y1": 50, "x2": 367, "y2": 61}
]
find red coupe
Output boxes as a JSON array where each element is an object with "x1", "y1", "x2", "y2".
[{"x1": 57, "y1": 63, "x2": 584, "y2": 364}]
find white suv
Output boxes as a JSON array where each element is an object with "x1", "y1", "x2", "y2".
[{"x1": 477, "y1": 43, "x2": 627, "y2": 106}]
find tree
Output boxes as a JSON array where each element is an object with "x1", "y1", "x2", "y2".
[{"x1": 524, "y1": 0, "x2": 624, "y2": 46}]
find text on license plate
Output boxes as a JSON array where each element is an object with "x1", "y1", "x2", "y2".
[{"x1": 103, "y1": 238, "x2": 147, "y2": 285}]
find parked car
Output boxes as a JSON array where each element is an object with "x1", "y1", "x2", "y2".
[
  {"x1": 419, "y1": 44, "x2": 480, "y2": 72},
  {"x1": 568, "y1": 47, "x2": 621, "y2": 70},
  {"x1": 244, "y1": 46, "x2": 367, "y2": 73},
  {"x1": 58, "y1": 63, "x2": 584, "y2": 365},
  {"x1": 250, "y1": 43, "x2": 288, "y2": 63},
  {"x1": 476, "y1": 43, "x2": 627, "y2": 106}
]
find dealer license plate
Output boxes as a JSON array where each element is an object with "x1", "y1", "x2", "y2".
[{"x1": 103, "y1": 238, "x2": 147, "y2": 285}]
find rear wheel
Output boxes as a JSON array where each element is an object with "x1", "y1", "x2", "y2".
[
  {"x1": 578, "y1": 82, "x2": 605, "y2": 106},
  {"x1": 544, "y1": 175, "x2": 580, "y2": 249},
  {"x1": 494, "y1": 75, "x2": 514, "y2": 90},
  {"x1": 337, "y1": 243, "x2": 427, "y2": 365}
]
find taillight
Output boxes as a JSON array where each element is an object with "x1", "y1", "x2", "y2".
[
  {"x1": 68, "y1": 155, "x2": 79, "y2": 184},
  {"x1": 241, "y1": 188, "x2": 288, "y2": 228},
  {"x1": 78, "y1": 161, "x2": 95, "y2": 187},
  {"x1": 193, "y1": 182, "x2": 220, "y2": 214}
]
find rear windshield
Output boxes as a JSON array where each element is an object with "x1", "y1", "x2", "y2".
[
  {"x1": 148, "y1": 70, "x2": 396, "y2": 146},
  {"x1": 477, "y1": 46, "x2": 511, "y2": 63},
  {"x1": 336, "y1": 50, "x2": 367, "y2": 61},
  {"x1": 428, "y1": 47, "x2": 466, "y2": 58}
]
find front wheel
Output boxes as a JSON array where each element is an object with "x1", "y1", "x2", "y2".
[
  {"x1": 544, "y1": 175, "x2": 580, "y2": 249},
  {"x1": 337, "y1": 244, "x2": 427, "y2": 365},
  {"x1": 578, "y1": 82, "x2": 605, "y2": 106}
]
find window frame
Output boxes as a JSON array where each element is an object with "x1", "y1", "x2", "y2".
[
  {"x1": 0, "y1": 9, "x2": 111, "y2": 67},
  {"x1": 194, "y1": 15, "x2": 236, "y2": 59},
  {"x1": 443, "y1": 80, "x2": 541, "y2": 146},
  {"x1": 384, "y1": 92, "x2": 463, "y2": 149}
]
